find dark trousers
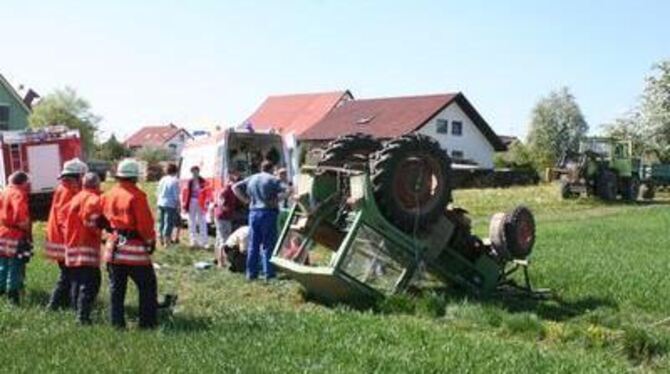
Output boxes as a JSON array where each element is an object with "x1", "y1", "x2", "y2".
[
  {"x1": 48, "y1": 263, "x2": 73, "y2": 310},
  {"x1": 108, "y1": 264, "x2": 158, "y2": 329},
  {"x1": 70, "y1": 267, "x2": 101, "y2": 324},
  {"x1": 247, "y1": 209, "x2": 278, "y2": 280}
]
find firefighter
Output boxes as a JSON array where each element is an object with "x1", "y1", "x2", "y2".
[
  {"x1": 0, "y1": 171, "x2": 33, "y2": 305},
  {"x1": 64, "y1": 172, "x2": 104, "y2": 324},
  {"x1": 101, "y1": 158, "x2": 158, "y2": 329},
  {"x1": 46, "y1": 158, "x2": 88, "y2": 310}
]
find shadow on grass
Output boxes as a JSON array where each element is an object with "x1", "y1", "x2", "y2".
[{"x1": 429, "y1": 286, "x2": 619, "y2": 322}]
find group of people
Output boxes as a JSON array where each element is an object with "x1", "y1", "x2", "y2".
[
  {"x1": 0, "y1": 158, "x2": 161, "y2": 328},
  {"x1": 0, "y1": 155, "x2": 289, "y2": 327},
  {"x1": 156, "y1": 160, "x2": 290, "y2": 280}
]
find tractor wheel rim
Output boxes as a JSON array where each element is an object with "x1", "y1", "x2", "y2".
[{"x1": 392, "y1": 155, "x2": 444, "y2": 212}]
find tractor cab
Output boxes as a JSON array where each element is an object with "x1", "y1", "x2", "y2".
[
  {"x1": 272, "y1": 134, "x2": 544, "y2": 305},
  {"x1": 579, "y1": 137, "x2": 633, "y2": 178}
]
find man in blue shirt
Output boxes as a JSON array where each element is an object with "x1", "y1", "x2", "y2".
[
  {"x1": 156, "y1": 163, "x2": 181, "y2": 246},
  {"x1": 233, "y1": 160, "x2": 287, "y2": 280}
]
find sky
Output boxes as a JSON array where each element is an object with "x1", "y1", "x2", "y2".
[{"x1": 1, "y1": 0, "x2": 668, "y2": 140}]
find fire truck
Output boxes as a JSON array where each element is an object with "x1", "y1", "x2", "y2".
[{"x1": 0, "y1": 126, "x2": 82, "y2": 220}]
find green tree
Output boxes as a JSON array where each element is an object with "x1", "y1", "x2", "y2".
[
  {"x1": 29, "y1": 87, "x2": 100, "y2": 156},
  {"x1": 526, "y1": 87, "x2": 589, "y2": 168},
  {"x1": 640, "y1": 61, "x2": 670, "y2": 161},
  {"x1": 134, "y1": 145, "x2": 171, "y2": 165},
  {"x1": 94, "y1": 134, "x2": 130, "y2": 161},
  {"x1": 493, "y1": 140, "x2": 537, "y2": 170}
]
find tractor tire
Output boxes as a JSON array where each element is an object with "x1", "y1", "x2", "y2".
[
  {"x1": 371, "y1": 133, "x2": 452, "y2": 233},
  {"x1": 560, "y1": 180, "x2": 576, "y2": 199},
  {"x1": 596, "y1": 170, "x2": 617, "y2": 201},
  {"x1": 504, "y1": 206, "x2": 536, "y2": 259},
  {"x1": 319, "y1": 133, "x2": 383, "y2": 167},
  {"x1": 488, "y1": 206, "x2": 536, "y2": 260},
  {"x1": 640, "y1": 183, "x2": 656, "y2": 200},
  {"x1": 621, "y1": 177, "x2": 639, "y2": 202}
]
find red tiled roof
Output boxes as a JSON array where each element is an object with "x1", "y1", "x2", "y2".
[
  {"x1": 300, "y1": 93, "x2": 506, "y2": 151},
  {"x1": 245, "y1": 91, "x2": 352, "y2": 135},
  {"x1": 124, "y1": 124, "x2": 188, "y2": 148}
]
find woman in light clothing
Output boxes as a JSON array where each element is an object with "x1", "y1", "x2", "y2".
[{"x1": 181, "y1": 166, "x2": 211, "y2": 248}]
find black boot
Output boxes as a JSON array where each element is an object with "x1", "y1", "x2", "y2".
[{"x1": 8, "y1": 290, "x2": 20, "y2": 305}]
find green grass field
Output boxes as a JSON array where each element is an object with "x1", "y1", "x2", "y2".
[{"x1": 1, "y1": 183, "x2": 669, "y2": 372}]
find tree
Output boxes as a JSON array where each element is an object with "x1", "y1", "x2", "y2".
[
  {"x1": 134, "y1": 145, "x2": 171, "y2": 165},
  {"x1": 526, "y1": 87, "x2": 589, "y2": 168},
  {"x1": 29, "y1": 87, "x2": 100, "y2": 156},
  {"x1": 639, "y1": 61, "x2": 670, "y2": 161},
  {"x1": 94, "y1": 134, "x2": 131, "y2": 161},
  {"x1": 493, "y1": 140, "x2": 537, "y2": 170}
]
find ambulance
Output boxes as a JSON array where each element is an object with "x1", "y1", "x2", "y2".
[{"x1": 178, "y1": 128, "x2": 295, "y2": 223}]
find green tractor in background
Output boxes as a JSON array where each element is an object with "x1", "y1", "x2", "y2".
[
  {"x1": 271, "y1": 133, "x2": 546, "y2": 305},
  {"x1": 554, "y1": 137, "x2": 645, "y2": 201}
]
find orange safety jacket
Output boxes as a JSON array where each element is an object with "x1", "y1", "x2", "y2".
[
  {"x1": 0, "y1": 185, "x2": 31, "y2": 258},
  {"x1": 64, "y1": 188, "x2": 102, "y2": 268},
  {"x1": 101, "y1": 181, "x2": 155, "y2": 266},
  {"x1": 45, "y1": 180, "x2": 81, "y2": 262}
]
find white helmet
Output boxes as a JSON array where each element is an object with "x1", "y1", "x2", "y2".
[
  {"x1": 60, "y1": 158, "x2": 88, "y2": 178},
  {"x1": 116, "y1": 158, "x2": 141, "y2": 178}
]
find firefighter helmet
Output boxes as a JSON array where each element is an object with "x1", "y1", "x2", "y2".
[
  {"x1": 60, "y1": 158, "x2": 88, "y2": 178},
  {"x1": 116, "y1": 158, "x2": 141, "y2": 178}
]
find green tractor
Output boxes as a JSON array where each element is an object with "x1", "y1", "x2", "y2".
[
  {"x1": 555, "y1": 137, "x2": 640, "y2": 201},
  {"x1": 271, "y1": 133, "x2": 546, "y2": 305}
]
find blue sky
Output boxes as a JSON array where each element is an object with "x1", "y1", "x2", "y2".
[{"x1": 1, "y1": 0, "x2": 668, "y2": 139}]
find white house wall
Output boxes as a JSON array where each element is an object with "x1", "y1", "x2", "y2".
[{"x1": 417, "y1": 103, "x2": 496, "y2": 169}]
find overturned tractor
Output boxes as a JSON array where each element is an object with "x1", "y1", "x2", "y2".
[{"x1": 271, "y1": 133, "x2": 545, "y2": 304}]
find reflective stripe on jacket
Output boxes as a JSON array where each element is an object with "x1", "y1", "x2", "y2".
[
  {"x1": 0, "y1": 186, "x2": 30, "y2": 258},
  {"x1": 101, "y1": 181, "x2": 155, "y2": 266},
  {"x1": 64, "y1": 188, "x2": 102, "y2": 268},
  {"x1": 46, "y1": 181, "x2": 80, "y2": 262},
  {"x1": 103, "y1": 239, "x2": 152, "y2": 266}
]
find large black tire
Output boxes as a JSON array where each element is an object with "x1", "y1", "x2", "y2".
[
  {"x1": 560, "y1": 180, "x2": 577, "y2": 199},
  {"x1": 29, "y1": 192, "x2": 54, "y2": 221},
  {"x1": 319, "y1": 133, "x2": 383, "y2": 167},
  {"x1": 596, "y1": 170, "x2": 617, "y2": 201},
  {"x1": 371, "y1": 134, "x2": 452, "y2": 232},
  {"x1": 640, "y1": 182, "x2": 656, "y2": 200},
  {"x1": 621, "y1": 177, "x2": 639, "y2": 202}
]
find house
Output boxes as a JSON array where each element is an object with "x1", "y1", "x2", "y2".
[
  {"x1": 244, "y1": 91, "x2": 353, "y2": 136},
  {"x1": 300, "y1": 93, "x2": 506, "y2": 169},
  {"x1": 498, "y1": 135, "x2": 520, "y2": 148},
  {"x1": 124, "y1": 123, "x2": 192, "y2": 158},
  {"x1": 0, "y1": 74, "x2": 34, "y2": 131}
]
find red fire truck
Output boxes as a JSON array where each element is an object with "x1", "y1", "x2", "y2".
[{"x1": 0, "y1": 126, "x2": 82, "y2": 220}]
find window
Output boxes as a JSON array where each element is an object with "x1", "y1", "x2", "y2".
[
  {"x1": 451, "y1": 121, "x2": 463, "y2": 136},
  {"x1": 340, "y1": 225, "x2": 406, "y2": 294},
  {"x1": 451, "y1": 150, "x2": 464, "y2": 159},
  {"x1": 436, "y1": 119, "x2": 448, "y2": 134},
  {"x1": 0, "y1": 105, "x2": 9, "y2": 130}
]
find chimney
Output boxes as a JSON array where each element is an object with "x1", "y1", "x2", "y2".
[{"x1": 23, "y1": 89, "x2": 40, "y2": 110}]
